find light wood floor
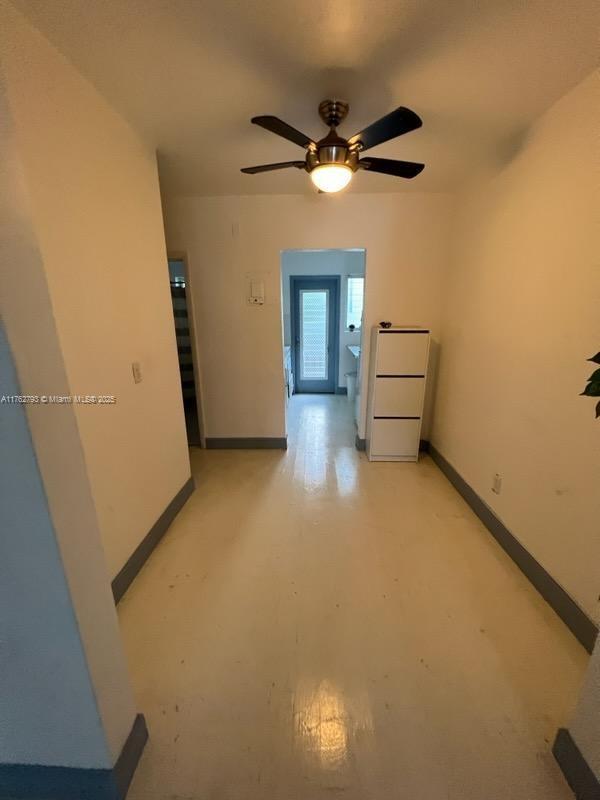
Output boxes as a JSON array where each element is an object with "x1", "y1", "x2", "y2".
[{"x1": 121, "y1": 393, "x2": 586, "y2": 800}]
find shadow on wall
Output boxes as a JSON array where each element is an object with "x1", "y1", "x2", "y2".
[
  {"x1": 422, "y1": 338, "x2": 440, "y2": 441},
  {"x1": 493, "y1": 124, "x2": 533, "y2": 169}
]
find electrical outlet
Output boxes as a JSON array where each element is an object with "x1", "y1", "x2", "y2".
[
  {"x1": 132, "y1": 362, "x2": 142, "y2": 384},
  {"x1": 492, "y1": 473, "x2": 502, "y2": 494}
]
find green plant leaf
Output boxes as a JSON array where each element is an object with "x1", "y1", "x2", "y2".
[
  {"x1": 588, "y1": 368, "x2": 600, "y2": 382},
  {"x1": 588, "y1": 352, "x2": 600, "y2": 364},
  {"x1": 581, "y1": 380, "x2": 600, "y2": 397}
]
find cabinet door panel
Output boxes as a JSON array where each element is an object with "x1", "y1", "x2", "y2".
[
  {"x1": 370, "y1": 418, "x2": 421, "y2": 458},
  {"x1": 376, "y1": 333, "x2": 428, "y2": 375},
  {"x1": 373, "y1": 378, "x2": 425, "y2": 417}
]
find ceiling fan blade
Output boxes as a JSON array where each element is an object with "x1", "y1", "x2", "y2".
[
  {"x1": 359, "y1": 157, "x2": 424, "y2": 179},
  {"x1": 241, "y1": 161, "x2": 306, "y2": 174},
  {"x1": 251, "y1": 116, "x2": 315, "y2": 149},
  {"x1": 348, "y1": 107, "x2": 422, "y2": 152}
]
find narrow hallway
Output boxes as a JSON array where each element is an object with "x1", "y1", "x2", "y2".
[{"x1": 121, "y1": 395, "x2": 586, "y2": 800}]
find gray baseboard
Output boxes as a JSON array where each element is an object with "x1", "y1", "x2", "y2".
[
  {"x1": 429, "y1": 445, "x2": 598, "y2": 653},
  {"x1": 112, "y1": 477, "x2": 195, "y2": 604},
  {"x1": 205, "y1": 437, "x2": 287, "y2": 450},
  {"x1": 335, "y1": 386, "x2": 348, "y2": 395},
  {"x1": 0, "y1": 713, "x2": 148, "y2": 800},
  {"x1": 553, "y1": 728, "x2": 600, "y2": 799},
  {"x1": 355, "y1": 437, "x2": 429, "y2": 453}
]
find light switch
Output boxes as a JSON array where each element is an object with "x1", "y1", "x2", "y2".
[
  {"x1": 249, "y1": 280, "x2": 265, "y2": 305},
  {"x1": 132, "y1": 362, "x2": 142, "y2": 383}
]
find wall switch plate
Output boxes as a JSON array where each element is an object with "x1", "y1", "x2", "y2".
[
  {"x1": 245, "y1": 271, "x2": 270, "y2": 306},
  {"x1": 492, "y1": 473, "x2": 502, "y2": 494},
  {"x1": 132, "y1": 362, "x2": 142, "y2": 383},
  {"x1": 248, "y1": 280, "x2": 265, "y2": 305}
]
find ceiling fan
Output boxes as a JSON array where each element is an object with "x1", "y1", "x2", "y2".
[{"x1": 241, "y1": 99, "x2": 424, "y2": 193}]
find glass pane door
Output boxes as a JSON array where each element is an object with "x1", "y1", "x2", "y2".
[
  {"x1": 292, "y1": 277, "x2": 339, "y2": 394},
  {"x1": 300, "y1": 289, "x2": 329, "y2": 381}
]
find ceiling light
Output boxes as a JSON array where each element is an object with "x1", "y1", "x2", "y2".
[{"x1": 310, "y1": 164, "x2": 353, "y2": 193}]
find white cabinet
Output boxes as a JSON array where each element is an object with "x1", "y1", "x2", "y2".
[
  {"x1": 370, "y1": 418, "x2": 422, "y2": 458},
  {"x1": 366, "y1": 327, "x2": 430, "y2": 462},
  {"x1": 375, "y1": 333, "x2": 429, "y2": 375},
  {"x1": 373, "y1": 377, "x2": 425, "y2": 417}
]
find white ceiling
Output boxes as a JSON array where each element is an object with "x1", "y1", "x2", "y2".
[{"x1": 12, "y1": 0, "x2": 599, "y2": 196}]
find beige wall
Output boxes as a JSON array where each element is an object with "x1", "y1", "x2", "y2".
[
  {"x1": 163, "y1": 193, "x2": 452, "y2": 440},
  {"x1": 0, "y1": 3, "x2": 137, "y2": 765},
  {"x1": 569, "y1": 637, "x2": 600, "y2": 778},
  {"x1": 432, "y1": 72, "x2": 600, "y2": 621},
  {"x1": 1, "y1": 2, "x2": 191, "y2": 579}
]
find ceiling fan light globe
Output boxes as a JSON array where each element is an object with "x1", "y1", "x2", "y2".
[{"x1": 310, "y1": 164, "x2": 353, "y2": 193}]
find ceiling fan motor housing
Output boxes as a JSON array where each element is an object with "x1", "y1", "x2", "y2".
[
  {"x1": 308, "y1": 100, "x2": 358, "y2": 174},
  {"x1": 307, "y1": 139, "x2": 358, "y2": 173}
]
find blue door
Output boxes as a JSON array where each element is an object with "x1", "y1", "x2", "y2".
[{"x1": 291, "y1": 276, "x2": 339, "y2": 394}]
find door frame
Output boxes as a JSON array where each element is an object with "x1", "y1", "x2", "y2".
[{"x1": 290, "y1": 275, "x2": 341, "y2": 394}]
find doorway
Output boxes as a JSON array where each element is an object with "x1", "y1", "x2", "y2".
[
  {"x1": 291, "y1": 276, "x2": 340, "y2": 394},
  {"x1": 168, "y1": 256, "x2": 202, "y2": 447},
  {"x1": 280, "y1": 249, "x2": 366, "y2": 445}
]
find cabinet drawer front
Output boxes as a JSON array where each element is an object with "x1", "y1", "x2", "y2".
[
  {"x1": 370, "y1": 418, "x2": 421, "y2": 457},
  {"x1": 373, "y1": 377, "x2": 425, "y2": 417},
  {"x1": 376, "y1": 333, "x2": 429, "y2": 375}
]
